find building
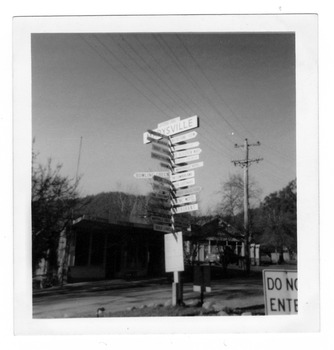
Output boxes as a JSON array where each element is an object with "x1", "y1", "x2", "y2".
[{"x1": 57, "y1": 215, "x2": 165, "y2": 283}]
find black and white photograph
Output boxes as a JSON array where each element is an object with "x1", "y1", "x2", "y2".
[{"x1": 12, "y1": 14, "x2": 319, "y2": 335}]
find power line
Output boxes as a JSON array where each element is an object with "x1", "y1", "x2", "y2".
[{"x1": 80, "y1": 34, "x2": 173, "y2": 119}]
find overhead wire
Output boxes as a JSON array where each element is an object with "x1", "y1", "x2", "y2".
[{"x1": 79, "y1": 34, "x2": 173, "y2": 120}]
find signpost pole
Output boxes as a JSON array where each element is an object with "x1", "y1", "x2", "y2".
[{"x1": 144, "y1": 116, "x2": 202, "y2": 307}]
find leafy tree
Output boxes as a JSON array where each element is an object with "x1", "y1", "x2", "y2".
[
  {"x1": 32, "y1": 152, "x2": 80, "y2": 272},
  {"x1": 255, "y1": 179, "x2": 297, "y2": 261}
]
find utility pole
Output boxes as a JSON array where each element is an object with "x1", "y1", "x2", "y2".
[{"x1": 232, "y1": 139, "x2": 263, "y2": 275}]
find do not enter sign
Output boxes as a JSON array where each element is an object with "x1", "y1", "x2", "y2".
[{"x1": 263, "y1": 269, "x2": 298, "y2": 315}]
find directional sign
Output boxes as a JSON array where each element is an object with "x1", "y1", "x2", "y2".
[
  {"x1": 174, "y1": 148, "x2": 202, "y2": 159},
  {"x1": 158, "y1": 116, "x2": 181, "y2": 128},
  {"x1": 173, "y1": 177, "x2": 195, "y2": 189},
  {"x1": 160, "y1": 162, "x2": 172, "y2": 170},
  {"x1": 174, "y1": 154, "x2": 199, "y2": 165},
  {"x1": 150, "y1": 192, "x2": 170, "y2": 200},
  {"x1": 151, "y1": 152, "x2": 171, "y2": 164},
  {"x1": 174, "y1": 203, "x2": 199, "y2": 214},
  {"x1": 153, "y1": 175, "x2": 172, "y2": 186},
  {"x1": 153, "y1": 223, "x2": 172, "y2": 233},
  {"x1": 174, "y1": 186, "x2": 202, "y2": 197},
  {"x1": 152, "y1": 144, "x2": 171, "y2": 156},
  {"x1": 147, "y1": 129, "x2": 170, "y2": 139},
  {"x1": 173, "y1": 194, "x2": 197, "y2": 206},
  {"x1": 148, "y1": 207, "x2": 171, "y2": 216},
  {"x1": 144, "y1": 116, "x2": 199, "y2": 144},
  {"x1": 153, "y1": 183, "x2": 170, "y2": 193},
  {"x1": 134, "y1": 171, "x2": 170, "y2": 179},
  {"x1": 147, "y1": 136, "x2": 170, "y2": 148},
  {"x1": 149, "y1": 197, "x2": 171, "y2": 209},
  {"x1": 170, "y1": 170, "x2": 195, "y2": 182},
  {"x1": 172, "y1": 141, "x2": 200, "y2": 151},
  {"x1": 174, "y1": 161, "x2": 204, "y2": 173},
  {"x1": 151, "y1": 216, "x2": 172, "y2": 225},
  {"x1": 170, "y1": 131, "x2": 197, "y2": 145}
]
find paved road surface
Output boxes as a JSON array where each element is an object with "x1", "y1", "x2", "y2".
[{"x1": 33, "y1": 264, "x2": 296, "y2": 318}]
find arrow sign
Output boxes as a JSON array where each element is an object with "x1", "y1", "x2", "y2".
[
  {"x1": 147, "y1": 129, "x2": 170, "y2": 139},
  {"x1": 148, "y1": 207, "x2": 171, "y2": 216},
  {"x1": 172, "y1": 141, "x2": 200, "y2": 152},
  {"x1": 174, "y1": 161, "x2": 204, "y2": 173},
  {"x1": 152, "y1": 144, "x2": 171, "y2": 156},
  {"x1": 149, "y1": 198, "x2": 172, "y2": 209},
  {"x1": 151, "y1": 152, "x2": 171, "y2": 164},
  {"x1": 173, "y1": 194, "x2": 197, "y2": 206},
  {"x1": 150, "y1": 192, "x2": 170, "y2": 200},
  {"x1": 144, "y1": 116, "x2": 199, "y2": 144},
  {"x1": 174, "y1": 185, "x2": 202, "y2": 197},
  {"x1": 134, "y1": 171, "x2": 170, "y2": 179},
  {"x1": 153, "y1": 223, "x2": 172, "y2": 233},
  {"x1": 147, "y1": 136, "x2": 170, "y2": 148},
  {"x1": 174, "y1": 148, "x2": 202, "y2": 159},
  {"x1": 173, "y1": 177, "x2": 195, "y2": 189},
  {"x1": 160, "y1": 162, "x2": 172, "y2": 170},
  {"x1": 153, "y1": 182, "x2": 170, "y2": 192},
  {"x1": 174, "y1": 154, "x2": 199, "y2": 165},
  {"x1": 171, "y1": 131, "x2": 197, "y2": 144},
  {"x1": 170, "y1": 170, "x2": 194, "y2": 182},
  {"x1": 174, "y1": 203, "x2": 199, "y2": 214},
  {"x1": 153, "y1": 175, "x2": 172, "y2": 186},
  {"x1": 151, "y1": 216, "x2": 172, "y2": 225}
]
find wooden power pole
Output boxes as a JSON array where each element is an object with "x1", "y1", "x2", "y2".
[{"x1": 232, "y1": 139, "x2": 263, "y2": 275}]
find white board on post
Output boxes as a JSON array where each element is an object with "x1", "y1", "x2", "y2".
[{"x1": 164, "y1": 232, "x2": 184, "y2": 273}]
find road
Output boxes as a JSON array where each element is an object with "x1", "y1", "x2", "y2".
[{"x1": 33, "y1": 264, "x2": 296, "y2": 318}]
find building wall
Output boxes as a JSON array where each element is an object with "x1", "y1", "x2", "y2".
[{"x1": 66, "y1": 221, "x2": 164, "y2": 282}]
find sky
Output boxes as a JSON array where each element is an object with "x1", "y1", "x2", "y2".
[{"x1": 31, "y1": 32, "x2": 296, "y2": 214}]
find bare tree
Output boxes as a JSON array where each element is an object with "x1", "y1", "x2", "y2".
[
  {"x1": 218, "y1": 173, "x2": 261, "y2": 217},
  {"x1": 32, "y1": 151, "x2": 80, "y2": 276}
]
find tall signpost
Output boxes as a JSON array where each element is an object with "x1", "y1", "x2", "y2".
[{"x1": 143, "y1": 115, "x2": 202, "y2": 306}]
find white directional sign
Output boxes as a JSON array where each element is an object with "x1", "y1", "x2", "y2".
[
  {"x1": 174, "y1": 161, "x2": 204, "y2": 173},
  {"x1": 173, "y1": 148, "x2": 202, "y2": 159},
  {"x1": 172, "y1": 177, "x2": 195, "y2": 189},
  {"x1": 174, "y1": 154, "x2": 199, "y2": 165},
  {"x1": 153, "y1": 223, "x2": 172, "y2": 233},
  {"x1": 144, "y1": 116, "x2": 199, "y2": 144},
  {"x1": 134, "y1": 171, "x2": 170, "y2": 179},
  {"x1": 172, "y1": 141, "x2": 200, "y2": 151},
  {"x1": 173, "y1": 194, "x2": 197, "y2": 206},
  {"x1": 170, "y1": 131, "x2": 197, "y2": 145},
  {"x1": 174, "y1": 203, "x2": 199, "y2": 214},
  {"x1": 158, "y1": 116, "x2": 180, "y2": 128},
  {"x1": 170, "y1": 170, "x2": 195, "y2": 182},
  {"x1": 175, "y1": 185, "x2": 202, "y2": 197}
]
